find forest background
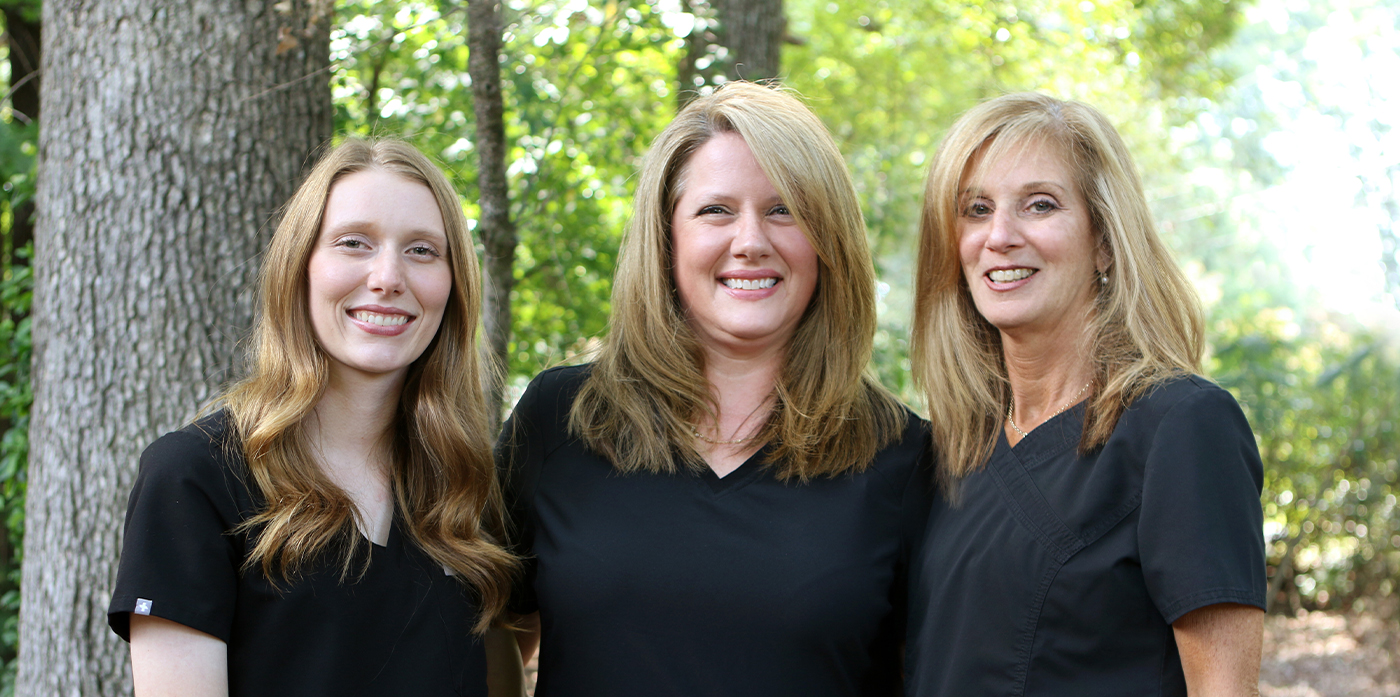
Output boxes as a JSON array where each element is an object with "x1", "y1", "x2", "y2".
[{"x1": 0, "y1": 0, "x2": 1397, "y2": 694}]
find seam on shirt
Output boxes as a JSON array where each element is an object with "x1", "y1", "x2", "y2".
[
  {"x1": 986, "y1": 451, "x2": 1085, "y2": 561},
  {"x1": 1012, "y1": 556, "x2": 1068, "y2": 696}
]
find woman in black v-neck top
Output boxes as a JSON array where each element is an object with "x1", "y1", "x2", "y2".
[
  {"x1": 907, "y1": 93, "x2": 1266, "y2": 696},
  {"x1": 498, "y1": 82, "x2": 931, "y2": 696},
  {"x1": 108, "y1": 139, "x2": 519, "y2": 696}
]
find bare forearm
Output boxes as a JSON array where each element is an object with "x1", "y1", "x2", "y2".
[
  {"x1": 485, "y1": 625, "x2": 527, "y2": 697},
  {"x1": 1173, "y1": 603, "x2": 1264, "y2": 697},
  {"x1": 129, "y1": 615, "x2": 228, "y2": 697}
]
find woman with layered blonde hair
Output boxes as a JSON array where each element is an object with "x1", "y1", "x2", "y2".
[
  {"x1": 906, "y1": 93, "x2": 1266, "y2": 696},
  {"x1": 500, "y1": 81, "x2": 930, "y2": 695},
  {"x1": 109, "y1": 138, "x2": 520, "y2": 697}
]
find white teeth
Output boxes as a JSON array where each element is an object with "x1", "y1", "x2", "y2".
[
  {"x1": 988, "y1": 268, "x2": 1034, "y2": 283},
  {"x1": 352, "y1": 311, "x2": 409, "y2": 327},
  {"x1": 723, "y1": 278, "x2": 778, "y2": 290}
]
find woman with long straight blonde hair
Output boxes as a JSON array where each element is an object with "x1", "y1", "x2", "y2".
[
  {"x1": 108, "y1": 139, "x2": 520, "y2": 697},
  {"x1": 907, "y1": 93, "x2": 1266, "y2": 696},
  {"x1": 499, "y1": 81, "x2": 931, "y2": 695}
]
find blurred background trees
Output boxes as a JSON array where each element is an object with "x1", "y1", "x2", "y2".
[
  {"x1": 326, "y1": 0, "x2": 1400, "y2": 630},
  {"x1": 0, "y1": 0, "x2": 1396, "y2": 693}
]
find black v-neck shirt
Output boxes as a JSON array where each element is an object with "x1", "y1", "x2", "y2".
[
  {"x1": 906, "y1": 376, "x2": 1266, "y2": 696},
  {"x1": 108, "y1": 411, "x2": 488, "y2": 697},
  {"x1": 500, "y1": 365, "x2": 934, "y2": 697}
]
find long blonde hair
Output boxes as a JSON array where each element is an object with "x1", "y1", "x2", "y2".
[
  {"x1": 221, "y1": 138, "x2": 516, "y2": 633},
  {"x1": 912, "y1": 92, "x2": 1204, "y2": 483},
  {"x1": 568, "y1": 82, "x2": 906, "y2": 482}
]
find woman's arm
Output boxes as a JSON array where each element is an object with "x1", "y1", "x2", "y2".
[
  {"x1": 129, "y1": 614, "x2": 227, "y2": 697},
  {"x1": 485, "y1": 625, "x2": 527, "y2": 697},
  {"x1": 512, "y1": 611, "x2": 542, "y2": 665},
  {"x1": 1172, "y1": 603, "x2": 1264, "y2": 697}
]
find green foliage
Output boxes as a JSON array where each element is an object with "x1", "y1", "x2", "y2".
[
  {"x1": 1172, "y1": 0, "x2": 1400, "y2": 614},
  {"x1": 0, "y1": 242, "x2": 29, "y2": 697},
  {"x1": 61, "y1": 0, "x2": 1385, "y2": 629},
  {"x1": 0, "y1": 0, "x2": 40, "y2": 24},
  {"x1": 782, "y1": 0, "x2": 1248, "y2": 405},
  {"x1": 1212, "y1": 303, "x2": 1400, "y2": 612},
  {"x1": 0, "y1": 17, "x2": 35, "y2": 692},
  {"x1": 332, "y1": 0, "x2": 683, "y2": 388}
]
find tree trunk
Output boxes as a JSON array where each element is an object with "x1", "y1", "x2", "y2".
[
  {"x1": 676, "y1": 0, "x2": 716, "y2": 108},
  {"x1": 712, "y1": 0, "x2": 784, "y2": 83},
  {"x1": 677, "y1": 0, "x2": 784, "y2": 107},
  {"x1": 19, "y1": 0, "x2": 332, "y2": 693},
  {"x1": 469, "y1": 0, "x2": 516, "y2": 428}
]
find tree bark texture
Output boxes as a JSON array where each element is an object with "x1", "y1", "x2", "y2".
[
  {"x1": 21, "y1": 1, "x2": 332, "y2": 694},
  {"x1": 713, "y1": 0, "x2": 784, "y2": 83},
  {"x1": 468, "y1": 0, "x2": 516, "y2": 428}
]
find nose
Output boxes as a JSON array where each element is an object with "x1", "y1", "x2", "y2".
[
  {"x1": 367, "y1": 251, "x2": 406, "y2": 295},
  {"x1": 983, "y1": 208, "x2": 1022, "y2": 252},
  {"x1": 731, "y1": 210, "x2": 774, "y2": 260}
]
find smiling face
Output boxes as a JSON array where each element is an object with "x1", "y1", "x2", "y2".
[
  {"x1": 307, "y1": 168, "x2": 453, "y2": 381},
  {"x1": 957, "y1": 140, "x2": 1104, "y2": 340},
  {"x1": 670, "y1": 132, "x2": 820, "y2": 359}
]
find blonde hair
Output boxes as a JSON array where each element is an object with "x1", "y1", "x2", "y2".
[
  {"x1": 568, "y1": 81, "x2": 906, "y2": 481},
  {"x1": 912, "y1": 92, "x2": 1203, "y2": 483},
  {"x1": 221, "y1": 138, "x2": 516, "y2": 633}
]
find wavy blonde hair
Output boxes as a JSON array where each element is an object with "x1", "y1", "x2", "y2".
[
  {"x1": 568, "y1": 81, "x2": 905, "y2": 481},
  {"x1": 912, "y1": 92, "x2": 1204, "y2": 484},
  {"x1": 221, "y1": 138, "x2": 516, "y2": 633}
]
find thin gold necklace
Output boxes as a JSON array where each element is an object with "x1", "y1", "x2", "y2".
[
  {"x1": 1007, "y1": 380, "x2": 1092, "y2": 439},
  {"x1": 692, "y1": 428, "x2": 754, "y2": 446}
]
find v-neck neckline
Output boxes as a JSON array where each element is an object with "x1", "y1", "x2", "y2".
[
  {"x1": 1000, "y1": 401, "x2": 1085, "y2": 467},
  {"x1": 696, "y1": 444, "x2": 770, "y2": 495}
]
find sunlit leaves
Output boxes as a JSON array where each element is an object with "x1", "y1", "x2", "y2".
[{"x1": 333, "y1": 0, "x2": 690, "y2": 384}]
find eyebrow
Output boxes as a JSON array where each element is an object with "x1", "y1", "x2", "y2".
[
  {"x1": 1019, "y1": 180, "x2": 1069, "y2": 193},
  {"x1": 960, "y1": 180, "x2": 1070, "y2": 196}
]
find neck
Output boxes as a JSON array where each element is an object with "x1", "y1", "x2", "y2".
[
  {"x1": 1001, "y1": 320, "x2": 1095, "y2": 431},
  {"x1": 305, "y1": 366, "x2": 406, "y2": 469},
  {"x1": 692, "y1": 346, "x2": 782, "y2": 476},
  {"x1": 701, "y1": 347, "x2": 781, "y2": 421}
]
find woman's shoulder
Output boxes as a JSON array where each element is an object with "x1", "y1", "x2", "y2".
[
  {"x1": 1123, "y1": 375, "x2": 1243, "y2": 425},
  {"x1": 1110, "y1": 375, "x2": 1256, "y2": 463},
  {"x1": 136, "y1": 409, "x2": 249, "y2": 499},
  {"x1": 514, "y1": 363, "x2": 593, "y2": 421},
  {"x1": 864, "y1": 407, "x2": 933, "y2": 479},
  {"x1": 529, "y1": 363, "x2": 593, "y2": 396}
]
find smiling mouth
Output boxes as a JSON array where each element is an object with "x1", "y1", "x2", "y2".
[
  {"x1": 351, "y1": 310, "x2": 413, "y2": 327},
  {"x1": 988, "y1": 268, "x2": 1035, "y2": 283},
  {"x1": 723, "y1": 278, "x2": 778, "y2": 290}
]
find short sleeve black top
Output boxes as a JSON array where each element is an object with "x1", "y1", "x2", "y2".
[
  {"x1": 107, "y1": 411, "x2": 488, "y2": 697},
  {"x1": 500, "y1": 365, "x2": 934, "y2": 697},
  {"x1": 906, "y1": 377, "x2": 1267, "y2": 696}
]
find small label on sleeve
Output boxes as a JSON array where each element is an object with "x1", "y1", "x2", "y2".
[
  {"x1": 134, "y1": 598, "x2": 153, "y2": 616},
  {"x1": 443, "y1": 564, "x2": 456, "y2": 577}
]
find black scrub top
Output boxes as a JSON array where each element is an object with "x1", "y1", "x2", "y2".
[
  {"x1": 501, "y1": 365, "x2": 934, "y2": 697},
  {"x1": 907, "y1": 377, "x2": 1266, "y2": 696},
  {"x1": 108, "y1": 411, "x2": 489, "y2": 697}
]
